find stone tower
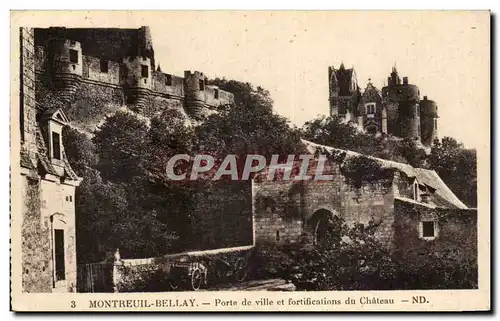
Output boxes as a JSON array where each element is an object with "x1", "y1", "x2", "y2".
[
  {"x1": 184, "y1": 70, "x2": 208, "y2": 120},
  {"x1": 45, "y1": 34, "x2": 83, "y2": 103},
  {"x1": 381, "y1": 66, "x2": 421, "y2": 141},
  {"x1": 122, "y1": 56, "x2": 152, "y2": 112},
  {"x1": 419, "y1": 96, "x2": 439, "y2": 146},
  {"x1": 328, "y1": 63, "x2": 360, "y2": 121}
]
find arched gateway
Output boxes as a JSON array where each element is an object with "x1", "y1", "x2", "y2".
[{"x1": 307, "y1": 208, "x2": 341, "y2": 245}]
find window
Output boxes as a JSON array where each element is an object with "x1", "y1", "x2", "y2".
[
  {"x1": 413, "y1": 182, "x2": 419, "y2": 201},
  {"x1": 70, "y1": 40, "x2": 76, "y2": 46},
  {"x1": 165, "y1": 74, "x2": 172, "y2": 86},
  {"x1": 199, "y1": 79, "x2": 205, "y2": 91},
  {"x1": 69, "y1": 49, "x2": 78, "y2": 63},
  {"x1": 52, "y1": 132, "x2": 61, "y2": 160},
  {"x1": 100, "y1": 59, "x2": 109, "y2": 73},
  {"x1": 54, "y1": 229, "x2": 65, "y2": 281},
  {"x1": 262, "y1": 197, "x2": 276, "y2": 212},
  {"x1": 434, "y1": 119, "x2": 438, "y2": 130},
  {"x1": 422, "y1": 221, "x2": 435, "y2": 238},
  {"x1": 141, "y1": 65, "x2": 148, "y2": 78},
  {"x1": 276, "y1": 230, "x2": 280, "y2": 241},
  {"x1": 416, "y1": 104, "x2": 420, "y2": 115},
  {"x1": 366, "y1": 103, "x2": 376, "y2": 114},
  {"x1": 215, "y1": 88, "x2": 219, "y2": 99}
]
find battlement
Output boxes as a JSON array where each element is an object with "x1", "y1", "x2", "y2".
[
  {"x1": 33, "y1": 27, "x2": 235, "y2": 119},
  {"x1": 382, "y1": 83, "x2": 420, "y2": 102}
]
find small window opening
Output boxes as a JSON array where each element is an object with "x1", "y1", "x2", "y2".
[
  {"x1": 199, "y1": 79, "x2": 205, "y2": 91},
  {"x1": 413, "y1": 182, "x2": 419, "y2": 201},
  {"x1": 141, "y1": 65, "x2": 148, "y2": 78},
  {"x1": 422, "y1": 221, "x2": 435, "y2": 238},
  {"x1": 165, "y1": 74, "x2": 172, "y2": 86},
  {"x1": 69, "y1": 49, "x2": 78, "y2": 64},
  {"x1": 215, "y1": 88, "x2": 219, "y2": 99},
  {"x1": 366, "y1": 104, "x2": 376, "y2": 114},
  {"x1": 276, "y1": 230, "x2": 280, "y2": 241},
  {"x1": 54, "y1": 229, "x2": 65, "y2": 281},
  {"x1": 52, "y1": 132, "x2": 61, "y2": 160},
  {"x1": 100, "y1": 59, "x2": 109, "y2": 73},
  {"x1": 434, "y1": 119, "x2": 438, "y2": 130}
]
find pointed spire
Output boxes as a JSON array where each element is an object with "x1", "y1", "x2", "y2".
[
  {"x1": 339, "y1": 61, "x2": 345, "y2": 70},
  {"x1": 157, "y1": 64, "x2": 162, "y2": 72},
  {"x1": 392, "y1": 62, "x2": 398, "y2": 73}
]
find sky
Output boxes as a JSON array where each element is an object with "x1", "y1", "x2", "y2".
[{"x1": 146, "y1": 11, "x2": 489, "y2": 149}]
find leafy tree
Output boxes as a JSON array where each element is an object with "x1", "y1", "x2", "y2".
[
  {"x1": 199, "y1": 78, "x2": 305, "y2": 174},
  {"x1": 62, "y1": 126, "x2": 99, "y2": 176},
  {"x1": 428, "y1": 137, "x2": 477, "y2": 207},
  {"x1": 92, "y1": 110, "x2": 150, "y2": 183}
]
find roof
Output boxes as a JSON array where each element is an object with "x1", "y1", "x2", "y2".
[
  {"x1": 360, "y1": 82, "x2": 382, "y2": 104},
  {"x1": 302, "y1": 139, "x2": 468, "y2": 209},
  {"x1": 31, "y1": 120, "x2": 81, "y2": 182},
  {"x1": 332, "y1": 64, "x2": 357, "y2": 96}
]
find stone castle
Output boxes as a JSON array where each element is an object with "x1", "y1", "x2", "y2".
[
  {"x1": 32, "y1": 26, "x2": 234, "y2": 125},
  {"x1": 328, "y1": 64, "x2": 439, "y2": 146}
]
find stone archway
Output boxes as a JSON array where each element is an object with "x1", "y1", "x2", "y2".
[{"x1": 307, "y1": 208, "x2": 340, "y2": 246}]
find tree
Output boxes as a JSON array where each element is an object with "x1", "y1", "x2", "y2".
[
  {"x1": 301, "y1": 115, "x2": 427, "y2": 166},
  {"x1": 199, "y1": 78, "x2": 305, "y2": 169},
  {"x1": 62, "y1": 126, "x2": 99, "y2": 177},
  {"x1": 428, "y1": 137, "x2": 477, "y2": 207},
  {"x1": 92, "y1": 110, "x2": 150, "y2": 183}
]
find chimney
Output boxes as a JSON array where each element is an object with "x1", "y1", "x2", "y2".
[
  {"x1": 403, "y1": 77, "x2": 408, "y2": 85},
  {"x1": 423, "y1": 95, "x2": 428, "y2": 100}
]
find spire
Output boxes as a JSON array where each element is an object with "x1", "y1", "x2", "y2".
[
  {"x1": 339, "y1": 61, "x2": 345, "y2": 70},
  {"x1": 392, "y1": 62, "x2": 398, "y2": 73},
  {"x1": 157, "y1": 64, "x2": 162, "y2": 72}
]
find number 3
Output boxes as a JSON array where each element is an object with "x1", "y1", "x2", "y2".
[{"x1": 71, "y1": 301, "x2": 76, "y2": 308}]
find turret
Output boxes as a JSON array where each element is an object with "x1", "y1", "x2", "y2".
[
  {"x1": 419, "y1": 96, "x2": 439, "y2": 146},
  {"x1": 46, "y1": 37, "x2": 83, "y2": 102},
  {"x1": 381, "y1": 68, "x2": 421, "y2": 141},
  {"x1": 184, "y1": 70, "x2": 208, "y2": 120},
  {"x1": 122, "y1": 56, "x2": 152, "y2": 112}
]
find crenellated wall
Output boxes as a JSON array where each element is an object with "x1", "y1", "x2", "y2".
[{"x1": 33, "y1": 32, "x2": 235, "y2": 122}]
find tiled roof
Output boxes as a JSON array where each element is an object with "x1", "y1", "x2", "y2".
[
  {"x1": 35, "y1": 127, "x2": 58, "y2": 176},
  {"x1": 302, "y1": 139, "x2": 468, "y2": 210}
]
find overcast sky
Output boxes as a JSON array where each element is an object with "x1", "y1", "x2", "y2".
[{"x1": 147, "y1": 11, "x2": 489, "y2": 149}]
